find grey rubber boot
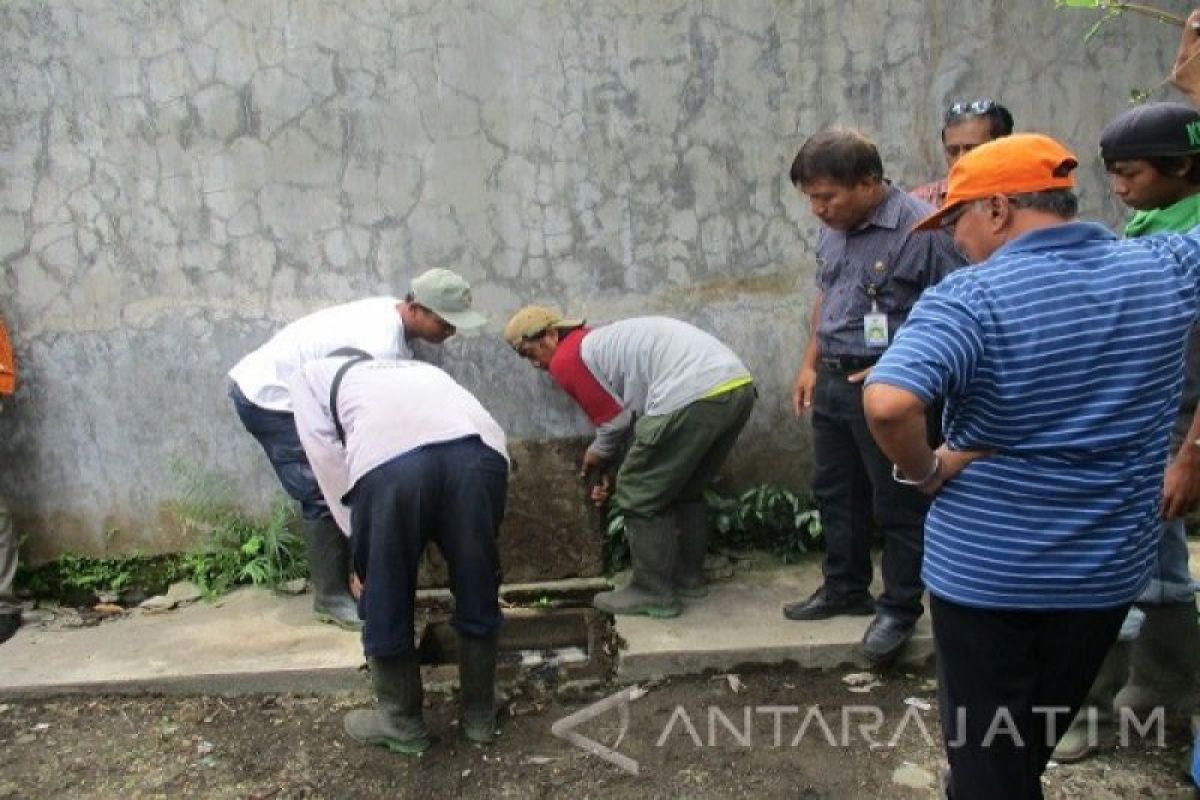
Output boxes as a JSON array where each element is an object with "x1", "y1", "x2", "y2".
[
  {"x1": 458, "y1": 632, "x2": 499, "y2": 744},
  {"x1": 673, "y1": 502, "x2": 709, "y2": 599},
  {"x1": 593, "y1": 514, "x2": 681, "y2": 618},
  {"x1": 344, "y1": 653, "x2": 431, "y2": 755},
  {"x1": 303, "y1": 517, "x2": 362, "y2": 631},
  {"x1": 1052, "y1": 641, "x2": 1131, "y2": 763},
  {"x1": 1115, "y1": 601, "x2": 1200, "y2": 715}
]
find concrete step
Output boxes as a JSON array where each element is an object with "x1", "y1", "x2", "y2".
[{"x1": 612, "y1": 559, "x2": 933, "y2": 683}]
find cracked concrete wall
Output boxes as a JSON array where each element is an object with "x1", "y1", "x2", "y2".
[{"x1": 0, "y1": 0, "x2": 1188, "y2": 561}]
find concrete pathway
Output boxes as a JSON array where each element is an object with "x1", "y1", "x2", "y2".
[
  {"x1": 0, "y1": 558, "x2": 935, "y2": 698},
  {"x1": 0, "y1": 586, "x2": 366, "y2": 697}
]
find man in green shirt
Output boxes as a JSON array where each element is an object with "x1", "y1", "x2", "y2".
[{"x1": 1053, "y1": 100, "x2": 1200, "y2": 762}]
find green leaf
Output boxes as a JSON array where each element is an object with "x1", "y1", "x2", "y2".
[{"x1": 1057, "y1": 0, "x2": 1105, "y2": 7}]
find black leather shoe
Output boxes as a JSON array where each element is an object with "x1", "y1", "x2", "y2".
[
  {"x1": 861, "y1": 614, "x2": 915, "y2": 664},
  {"x1": 782, "y1": 588, "x2": 875, "y2": 621},
  {"x1": 0, "y1": 612, "x2": 20, "y2": 645}
]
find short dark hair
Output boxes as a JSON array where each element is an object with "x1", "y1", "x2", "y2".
[
  {"x1": 789, "y1": 129, "x2": 884, "y2": 187},
  {"x1": 941, "y1": 100, "x2": 1014, "y2": 141},
  {"x1": 1006, "y1": 189, "x2": 1078, "y2": 219},
  {"x1": 1102, "y1": 154, "x2": 1200, "y2": 185}
]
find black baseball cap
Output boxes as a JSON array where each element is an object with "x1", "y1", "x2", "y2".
[{"x1": 1100, "y1": 102, "x2": 1200, "y2": 161}]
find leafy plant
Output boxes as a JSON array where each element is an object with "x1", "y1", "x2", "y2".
[
  {"x1": 717, "y1": 485, "x2": 823, "y2": 563},
  {"x1": 604, "y1": 505, "x2": 631, "y2": 574},
  {"x1": 1056, "y1": 0, "x2": 1186, "y2": 101},
  {"x1": 166, "y1": 492, "x2": 307, "y2": 599},
  {"x1": 603, "y1": 484, "x2": 823, "y2": 573},
  {"x1": 1057, "y1": 0, "x2": 1185, "y2": 39},
  {"x1": 16, "y1": 552, "x2": 182, "y2": 599},
  {"x1": 19, "y1": 464, "x2": 311, "y2": 605}
]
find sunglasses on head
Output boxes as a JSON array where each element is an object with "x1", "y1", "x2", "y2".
[{"x1": 946, "y1": 99, "x2": 998, "y2": 120}]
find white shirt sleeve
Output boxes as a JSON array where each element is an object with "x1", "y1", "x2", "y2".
[{"x1": 288, "y1": 364, "x2": 354, "y2": 536}]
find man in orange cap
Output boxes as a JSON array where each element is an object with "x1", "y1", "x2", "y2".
[{"x1": 862, "y1": 133, "x2": 1200, "y2": 799}]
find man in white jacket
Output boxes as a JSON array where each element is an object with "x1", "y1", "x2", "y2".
[
  {"x1": 227, "y1": 269, "x2": 485, "y2": 629},
  {"x1": 289, "y1": 355, "x2": 508, "y2": 754}
]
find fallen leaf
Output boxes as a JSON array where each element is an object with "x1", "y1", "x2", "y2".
[
  {"x1": 903, "y1": 697, "x2": 932, "y2": 712},
  {"x1": 841, "y1": 672, "x2": 877, "y2": 686}
]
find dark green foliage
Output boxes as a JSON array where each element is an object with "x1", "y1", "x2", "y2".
[
  {"x1": 16, "y1": 553, "x2": 182, "y2": 600},
  {"x1": 170, "y1": 466, "x2": 308, "y2": 598},
  {"x1": 18, "y1": 466, "x2": 309, "y2": 604},
  {"x1": 603, "y1": 485, "x2": 823, "y2": 574}
]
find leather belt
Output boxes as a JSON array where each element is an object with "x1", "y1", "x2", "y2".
[{"x1": 819, "y1": 355, "x2": 879, "y2": 373}]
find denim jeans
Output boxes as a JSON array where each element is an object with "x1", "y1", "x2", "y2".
[{"x1": 229, "y1": 382, "x2": 329, "y2": 521}]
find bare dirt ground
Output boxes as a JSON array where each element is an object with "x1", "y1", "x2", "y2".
[{"x1": 0, "y1": 664, "x2": 1194, "y2": 800}]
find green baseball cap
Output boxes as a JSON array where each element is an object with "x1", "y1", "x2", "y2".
[{"x1": 410, "y1": 269, "x2": 487, "y2": 329}]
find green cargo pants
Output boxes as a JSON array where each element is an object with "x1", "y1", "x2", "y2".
[{"x1": 614, "y1": 384, "x2": 755, "y2": 519}]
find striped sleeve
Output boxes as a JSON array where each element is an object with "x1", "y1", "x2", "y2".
[{"x1": 867, "y1": 283, "x2": 985, "y2": 404}]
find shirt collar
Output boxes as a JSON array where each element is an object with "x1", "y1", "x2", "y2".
[
  {"x1": 850, "y1": 183, "x2": 903, "y2": 234},
  {"x1": 991, "y1": 221, "x2": 1118, "y2": 259},
  {"x1": 1124, "y1": 192, "x2": 1200, "y2": 238}
]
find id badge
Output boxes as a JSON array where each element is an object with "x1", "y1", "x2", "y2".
[{"x1": 863, "y1": 311, "x2": 889, "y2": 348}]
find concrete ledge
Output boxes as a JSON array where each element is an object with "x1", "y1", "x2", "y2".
[{"x1": 614, "y1": 561, "x2": 933, "y2": 683}]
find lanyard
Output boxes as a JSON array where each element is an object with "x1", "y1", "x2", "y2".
[{"x1": 865, "y1": 260, "x2": 887, "y2": 313}]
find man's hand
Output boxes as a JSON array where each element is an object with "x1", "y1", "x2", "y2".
[
  {"x1": 1163, "y1": 446, "x2": 1200, "y2": 519},
  {"x1": 847, "y1": 367, "x2": 872, "y2": 384},
  {"x1": 1171, "y1": 9, "x2": 1200, "y2": 105},
  {"x1": 579, "y1": 447, "x2": 608, "y2": 479},
  {"x1": 793, "y1": 366, "x2": 817, "y2": 415},
  {"x1": 589, "y1": 474, "x2": 613, "y2": 506},
  {"x1": 580, "y1": 447, "x2": 613, "y2": 507},
  {"x1": 915, "y1": 445, "x2": 992, "y2": 496},
  {"x1": 349, "y1": 572, "x2": 363, "y2": 601}
]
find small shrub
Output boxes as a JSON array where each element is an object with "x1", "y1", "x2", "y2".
[
  {"x1": 18, "y1": 466, "x2": 310, "y2": 605},
  {"x1": 172, "y1": 464, "x2": 307, "y2": 598},
  {"x1": 603, "y1": 484, "x2": 823, "y2": 573}
]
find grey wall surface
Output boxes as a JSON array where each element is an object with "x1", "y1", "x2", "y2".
[{"x1": 0, "y1": 0, "x2": 1189, "y2": 559}]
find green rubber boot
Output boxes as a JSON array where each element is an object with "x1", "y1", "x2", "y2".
[
  {"x1": 344, "y1": 653, "x2": 431, "y2": 755},
  {"x1": 458, "y1": 632, "x2": 499, "y2": 744},
  {"x1": 673, "y1": 502, "x2": 709, "y2": 599},
  {"x1": 593, "y1": 514, "x2": 681, "y2": 618},
  {"x1": 303, "y1": 517, "x2": 363, "y2": 631}
]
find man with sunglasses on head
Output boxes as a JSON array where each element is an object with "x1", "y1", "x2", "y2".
[
  {"x1": 862, "y1": 132, "x2": 1200, "y2": 800},
  {"x1": 228, "y1": 268, "x2": 486, "y2": 630},
  {"x1": 911, "y1": 99, "x2": 1015, "y2": 207},
  {"x1": 503, "y1": 307, "x2": 755, "y2": 619},
  {"x1": 782, "y1": 128, "x2": 964, "y2": 667}
]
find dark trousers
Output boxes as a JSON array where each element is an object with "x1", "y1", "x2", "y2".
[
  {"x1": 229, "y1": 383, "x2": 328, "y2": 521},
  {"x1": 810, "y1": 367, "x2": 928, "y2": 621},
  {"x1": 931, "y1": 595, "x2": 1129, "y2": 800},
  {"x1": 348, "y1": 436, "x2": 508, "y2": 659}
]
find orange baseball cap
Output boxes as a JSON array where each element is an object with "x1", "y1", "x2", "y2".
[{"x1": 914, "y1": 133, "x2": 1079, "y2": 231}]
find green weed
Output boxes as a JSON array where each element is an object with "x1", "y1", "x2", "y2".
[{"x1": 603, "y1": 484, "x2": 822, "y2": 574}]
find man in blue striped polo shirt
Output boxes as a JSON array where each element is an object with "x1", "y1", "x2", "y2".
[{"x1": 863, "y1": 133, "x2": 1200, "y2": 800}]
